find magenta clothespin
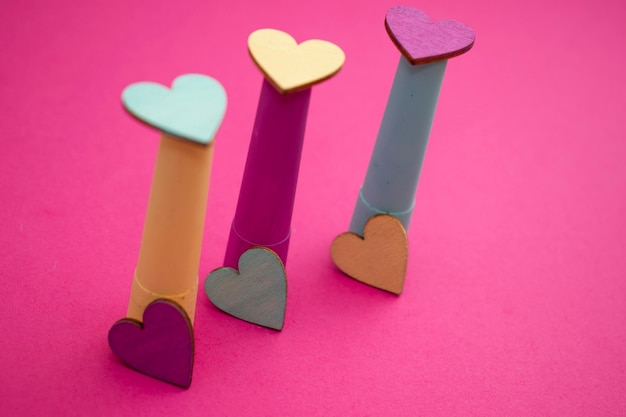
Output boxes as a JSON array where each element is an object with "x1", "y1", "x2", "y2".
[
  {"x1": 205, "y1": 29, "x2": 345, "y2": 330},
  {"x1": 223, "y1": 80, "x2": 310, "y2": 267}
]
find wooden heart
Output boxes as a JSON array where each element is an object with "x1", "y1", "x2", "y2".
[
  {"x1": 122, "y1": 74, "x2": 227, "y2": 144},
  {"x1": 108, "y1": 299, "x2": 194, "y2": 388},
  {"x1": 205, "y1": 247, "x2": 287, "y2": 330},
  {"x1": 331, "y1": 214, "x2": 408, "y2": 294},
  {"x1": 248, "y1": 28, "x2": 345, "y2": 94},
  {"x1": 385, "y1": 6, "x2": 475, "y2": 65}
]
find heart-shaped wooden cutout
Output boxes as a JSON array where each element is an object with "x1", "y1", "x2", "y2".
[
  {"x1": 331, "y1": 214, "x2": 408, "y2": 294},
  {"x1": 248, "y1": 28, "x2": 345, "y2": 94},
  {"x1": 122, "y1": 73, "x2": 227, "y2": 144},
  {"x1": 205, "y1": 247, "x2": 287, "y2": 330},
  {"x1": 385, "y1": 6, "x2": 475, "y2": 65},
  {"x1": 108, "y1": 299, "x2": 194, "y2": 388}
]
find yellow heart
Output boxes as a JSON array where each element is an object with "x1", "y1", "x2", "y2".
[
  {"x1": 248, "y1": 28, "x2": 345, "y2": 94},
  {"x1": 331, "y1": 214, "x2": 408, "y2": 294}
]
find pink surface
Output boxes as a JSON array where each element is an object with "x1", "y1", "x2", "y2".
[{"x1": 1, "y1": 0, "x2": 625, "y2": 415}]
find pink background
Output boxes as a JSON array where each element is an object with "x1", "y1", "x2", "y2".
[{"x1": 1, "y1": 0, "x2": 625, "y2": 415}]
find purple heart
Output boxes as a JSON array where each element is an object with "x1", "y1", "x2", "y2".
[
  {"x1": 385, "y1": 6, "x2": 475, "y2": 65},
  {"x1": 108, "y1": 299, "x2": 194, "y2": 388}
]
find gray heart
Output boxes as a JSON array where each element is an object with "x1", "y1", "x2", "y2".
[{"x1": 205, "y1": 247, "x2": 287, "y2": 330}]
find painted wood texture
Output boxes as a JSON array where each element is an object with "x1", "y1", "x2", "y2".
[
  {"x1": 349, "y1": 57, "x2": 446, "y2": 235},
  {"x1": 109, "y1": 74, "x2": 225, "y2": 388},
  {"x1": 121, "y1": 74, "x2": 226, "y2": 323},
  {"x1": 248, "y1": 28, "x2": 345, "y2": 94},
  {"x1": 335, "y1": 8, "x2": 475, "y2": 294},
  {"x1": 331, "y1": 214, "x2": 408, "y2": 294},
  {"x1": 127, "y1": 133, "x2": 214, "y2": 323},
  {"x1": 205, "y1": 248, "x2": 287, "y2": 330},
  {"x1": 108, "y1": 299, "x2": 194, "y2": 388},
  {"x1": 223, "y1": 79, "x2": 310, "y2": 268},
  {"x1": 385, "y1": 6, "x2": 475, "y2": 65},
  {"x1": 122, "y1": 74, "x2": 227, "y2": 144}
]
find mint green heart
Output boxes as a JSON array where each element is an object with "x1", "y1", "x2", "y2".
[{"x1": 122, "y1": 74, "x2": 227, "y2": 145}]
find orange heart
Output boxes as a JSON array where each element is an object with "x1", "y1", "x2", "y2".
[{"x1": 331, "y1": 214, "x2": 408, "y2": 294}]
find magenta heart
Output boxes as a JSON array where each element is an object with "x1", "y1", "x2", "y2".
[
  {"x1": 108, "y1": 299, "x2": 194, "y2": 388},
  {"x1": 385, "y1": 6, "x2": 475, "y2": 65}
]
